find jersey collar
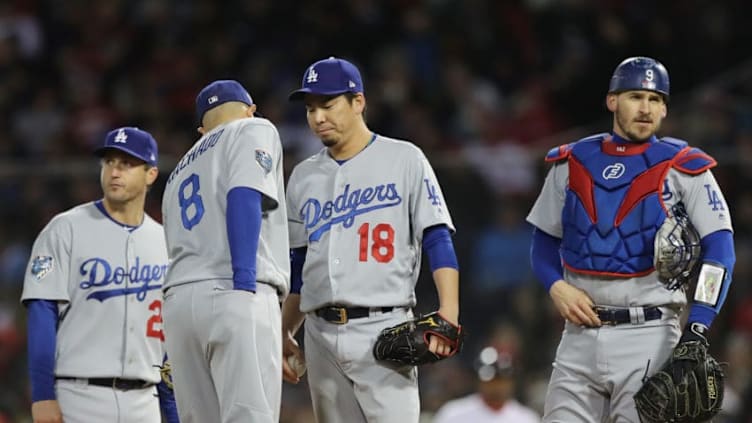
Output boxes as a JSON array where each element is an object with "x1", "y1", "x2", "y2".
[
  {"x1": 95, "y1": 200, "x2": 139, "y2": 231},
  {"x1": 334, "y1": 132, "x2": 377, "y2": 165}
]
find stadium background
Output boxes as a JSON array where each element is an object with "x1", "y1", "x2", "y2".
[{"x1": 0, "y1": 1, "x2": 750, "y2": 421}]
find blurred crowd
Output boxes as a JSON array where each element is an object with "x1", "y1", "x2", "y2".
[{"x1": 0, "y1": 0, "x2": 751, "y2": 422}]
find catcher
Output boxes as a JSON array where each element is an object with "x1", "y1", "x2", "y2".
[{"x1": 527, "y1": 56, "x2": 735, "y2": 423}]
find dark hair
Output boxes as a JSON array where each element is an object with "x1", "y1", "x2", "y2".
[{"x1": 343, "y1": 92, "x2": 367, "y2": 120}]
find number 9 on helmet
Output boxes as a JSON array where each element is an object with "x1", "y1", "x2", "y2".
[{"x1": 608, "y1": 56, "x2": 670, "y2": 101}]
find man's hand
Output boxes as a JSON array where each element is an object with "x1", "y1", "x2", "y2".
[
  {"x1": 430, "y1": 306, "x2": 459, "y2": 356},
  {"x1": 549, "y1": 280, "x2": 601, "y2": 327},
  {"x1": 282, "y1": 330, "x2": 304, "y2": 384},
  {"x1": 281, "y1": 293, "x2": 306, "y2": 384},
  {"x1": 32, "y1": 399, "x2": 63, "y2": 423}
]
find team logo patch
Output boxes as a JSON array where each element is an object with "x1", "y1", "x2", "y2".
[
  {"x1": 255, "y1": 149, "x2": 272, "y2": 174},
  {"x1": 31, "y1": 256, "x2": 54, "y2": 280}
]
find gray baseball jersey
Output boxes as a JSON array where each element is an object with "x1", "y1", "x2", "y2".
[
  {"x1": 286, "y1": 134, "x2": 454, "y2": 312},
  {"x1": 288, "y1": 134, "x2": 453, "y2": 423},
  {"x1": 162, "y1": 117, "x2": 290, "y2": 295},
  {"x1": 21, "y1": 201, "x2": 169, "y2": 382}
]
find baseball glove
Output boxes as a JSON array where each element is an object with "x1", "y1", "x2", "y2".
[
  {"x1": 634, "y1": 328, "x2": 725, "y2": 423},
  {"x1": 373, "y1": 311, "x2": 464, "y2": 366}
]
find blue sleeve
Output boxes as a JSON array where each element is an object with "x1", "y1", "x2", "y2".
[
  {"x1": 290, "y1": 247, "x2": 307, "y2": 294},
  {"x1": 26, "y1": 299, "x2": 58, "y2": 402},
  {"x1": 530, "y1": 227, "x2": 564, "y2": 292},
  {"x1": 157, "y1": 354, "x2": 180, "y2": 423},
  {"x1": 687, "y1": 229, "x2": 735, "y2": 328},
  {"x1": 226, "y1": 187, "x2": 262, "y2": 292},
  {"x1": 422, "y1": 225, "x2": 458, "y2": 272}
]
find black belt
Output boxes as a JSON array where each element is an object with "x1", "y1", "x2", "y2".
[
  {"x1": 595, "y1": 306, "x2": 663, "y2": 326},
  {"x1": 314, "y1": 305, "x2": 395, "y2": 324},
  {"x1": 57, "y1": 377, "x2": 155, "y2": 390}
]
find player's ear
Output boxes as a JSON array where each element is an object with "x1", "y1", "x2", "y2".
[
  {"x1": 606, "y1": 94, "x2": 618, "y2": 112},
  {"x1": 197, "y1": 126, "x2": 205, "y2": 135},
  {"x1": 353, "y1": 93, "x2": 366, "y2": 114},
  {"x1": 146, "y1": 165, "x2": 159, "y2": 186},
  {"x1": 247, "y1": 104, "x2": 257, "y2": 117},
  {"x1": 661, "y1": 103, "x2": 667, "y2": 118}
]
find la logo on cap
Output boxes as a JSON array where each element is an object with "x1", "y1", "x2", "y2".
[
  {"x1": 114, "y1": 128, "x2": 128, "y2": 143},
  {"x1": 307, "y1": 67, "x2": 318, "y2": 83}
]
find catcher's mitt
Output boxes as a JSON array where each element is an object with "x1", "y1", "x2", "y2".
[
  {"x1": 634, "y1": 331, "x2": 724, "y2": 423},
  {"x1": 373, "y1": 311, "x2": 464, "y2": 366}
]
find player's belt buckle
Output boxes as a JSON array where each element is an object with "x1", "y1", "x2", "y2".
[{"x1": 333, "y1": 307, "x2": 348, "y2": 324}]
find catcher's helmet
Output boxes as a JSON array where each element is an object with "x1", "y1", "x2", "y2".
[{"x1": 608, "y1": 56, "x2": 670, "y2": 100}]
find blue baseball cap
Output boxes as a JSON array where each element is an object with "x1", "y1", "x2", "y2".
[
  {"x1": 94, "y1": 127, "x2": 159, "y2": 166},
  {"x1": 289, "y1": 57, "x2": 364, "y2": 101},
  {"x1": 195, "y1": 80, "x2": 254, "y2": 124}
]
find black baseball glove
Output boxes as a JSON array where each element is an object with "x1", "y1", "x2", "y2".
[
  {"x1": 373, "y1": 311, "x2": 464, "y2": 366},
  {"x1": 634, "y1": 323, "x2": 725, "y2": 423}
]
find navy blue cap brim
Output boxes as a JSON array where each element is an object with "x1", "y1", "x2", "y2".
[{"x1": 94, "y1": 146, "x2": 156, "y2": 166}]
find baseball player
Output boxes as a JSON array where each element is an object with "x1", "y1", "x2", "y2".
[
  {"x1": 280, "y1": 57, "x2": 461, "y2": 423},
  {"x1": 161, "y1": 80, "x2": 289, "y2": 423},
  {"x1": 433, "y1": 346, "x2": 540, "y2": 423},
  {"x1": 527, "y1": 56, "x2": 735, "y2": 422},
  {"x1": 21, "y1": 127, "x2": 178, "y2": 423}
]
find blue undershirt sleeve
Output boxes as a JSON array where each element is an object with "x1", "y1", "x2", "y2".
[
  {"x1": 227, "y1": 187, "x2": 262, "y2": 292},
  {"x1": 422, "y1": 225, "x2": 458, "y2": 272},
  {"x1": 290, "y1": 247, "x2": 307, "y2": 294},
  {"x1": 687, "y1": 229, "x2": 735, "y2": 328},
  {"x1": 530, "y1": 227, "x2": 564, "y2": 292},
  {"x1": 26, "y1": 299, "x2": 58, "y2": 402}
]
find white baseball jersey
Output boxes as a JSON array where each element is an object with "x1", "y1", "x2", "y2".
[
  {"x1": 21, "y1": 201, "x2": 168, "y2": 382},
  {"x1": 162, "y1": 117, "x2": 289, "y2": 296},
  {"x1": 433, "y1": 395, "x2": 541, "y2": 423},
  {"x1": 286, "y1": 134, "x2": 454, "y2": 312},
  {"x1": 527, "y1": 161, "x2": 733, "y2": 307}
]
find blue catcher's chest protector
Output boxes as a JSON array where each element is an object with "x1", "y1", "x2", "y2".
[{"x1": 560, "y1": 135, "x2": 687, "y2": 277}]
